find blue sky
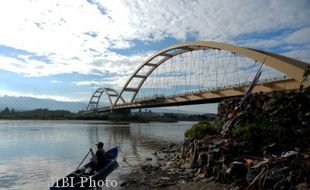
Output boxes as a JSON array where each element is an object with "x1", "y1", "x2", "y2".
[{"x1": 0, "y1": 0, "x2": 309, "y2": 113}]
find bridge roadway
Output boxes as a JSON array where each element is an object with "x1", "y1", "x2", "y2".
[{"x1": 93, "y1": 76, "x2": 303, "y2": 112}]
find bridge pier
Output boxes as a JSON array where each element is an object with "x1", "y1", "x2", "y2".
[
  {"x1": 111, "y1": 108, "x2": 131, "y2": 114},
  {"x1": 104, "y1": 108, "x2": 132, "y2": 121}
]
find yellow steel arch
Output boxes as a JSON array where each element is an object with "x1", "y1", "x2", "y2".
[
  {"x1": 87, "y1": 87, "x2": 125, "y2": 111},
  {"x1": 113, "y1": 41, "x2": 309, "y2": 108}
]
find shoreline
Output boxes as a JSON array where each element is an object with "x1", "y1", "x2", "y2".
[
  {"x1": 119, "y1": 131, "x2": 310, "y2": 190},
  {"x1": 119, "y1": 143, "x2": 234, "y2": 190}
]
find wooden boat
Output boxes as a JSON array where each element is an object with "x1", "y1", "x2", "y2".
[{"x1": 50, "y1": 146, "x2": 119, "y2": 190}]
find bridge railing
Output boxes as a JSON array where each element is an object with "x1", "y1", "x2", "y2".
[
  {"x1": 135, "y1": 75, "x2": 289, "y2": 100},
  {"x1": 134, "y1": 94, "x2": 165, "y2": 103}
]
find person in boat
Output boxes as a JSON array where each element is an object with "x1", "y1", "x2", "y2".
[{"x1": 90, "y1": 142, "x2": 107, "y2": 171}]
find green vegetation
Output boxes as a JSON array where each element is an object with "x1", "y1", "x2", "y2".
[
  {"x1": 227, "y1": 110, "x2": 295, "y2": 143},
  {"x1": 185, "y1": 121, "x2": 218, "y2": 139},
  {"x1": 0, "y1": 107, "x2": 180, "y2": 122},
  {"x1": 185, "y1": 117, "x2": 292, "y2": 144},
  {"x1": 303, "y1": 65, "x2": 310, "y2": 94},
  {"x1": 184, "y1": 110, "x2": 294, "y2": 145},
  {"x1": 0, "y1": 107, "x2": 77, "y2": 120},
  {"x1": 303, "y1": 65, "x2": 310, "y2": 82},
  {"x1": 232, "y1": 120, "x2": 289, "y2": 143}
]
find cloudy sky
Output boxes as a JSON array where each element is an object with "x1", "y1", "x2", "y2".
[{"x1": 0, "y1": 0, "x2": 309, "y2": 112}]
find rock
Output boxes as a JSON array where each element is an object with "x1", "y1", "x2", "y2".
[
  {"x1": 281, "y1": 150, "x2": 298, "y2": 158},
  {"x1": 185, "y1": 168, "x2": 193, "y2": 173},
  {"x1": 181, "y1": 163, "x2": 191, "y2": 169},
  {"x1": 161, "y1": 161, "x2": 174, "y2": 170},
  {"x1": 161, "y1": 176, "x2": 170, "y2": 180},
  {"x1": 189, "y1": 140, "x2": 199, "y2": 169},
  {"x1": 207, "y1": 147, "x2": 222, "y2": 170},
  {"x1": 177, "y1": 179, "x2": 187, "y2": 184},
  {"x1": 167, "y1": 168, "x2": 178, "y2": 175},
  {"x1": 226, "y1": 161, "x2": 247, "y2": 184},
  {"x1": 145, "y1": 157, "x2": 153, "y2": 161},
  {"x1": 265, "y1": 166, "x2": 290, "y2": 189},
  {"x1": 197, "y1": 151, "x2": 208, "y2": 167},
  {"x1": 140, "y1": 164, "x2": 153, "y2": 172},
  {"x1": 295, "y1": 183, "x2": 309, "y2": 190},
  {"x1": 157, "y1": 157, "x2": 165, "y2": 161},
  {"x1": 194, "y1": 173, "x2": 206, "y2": 180}
]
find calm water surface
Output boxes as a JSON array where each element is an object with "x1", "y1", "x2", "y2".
[{"x1": 0, "y1": 120, "x2": 195, "y2": 190}]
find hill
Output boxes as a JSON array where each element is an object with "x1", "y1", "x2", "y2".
[{"x1": 0, "y1": 96, "x2": 87, "y2": 113}]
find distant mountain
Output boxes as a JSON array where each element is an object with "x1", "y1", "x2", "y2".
[{"x1": 0, "y1": 96, "x2": 88, "y2": 113}]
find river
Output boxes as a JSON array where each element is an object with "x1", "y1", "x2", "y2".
[{"x1": 0, "y1": 120, "x2": 196, "y2": 190}]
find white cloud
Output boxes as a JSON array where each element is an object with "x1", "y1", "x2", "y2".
[
  {"x1": 0, "y1": 0, "x2": 309, "y2": 77},
  {"x1": 73, "y1": 75, "x2": 132, "y2": 90},
  {"x1": 0, "y1": 54, "x2": 93, "y2": 77},
  {"x1": 0, "y1": 0, "x2": 309, "y2": 102},
  {"x1": 238, "y1": 39, "x2": 283, "y2": 50},
  {"x1": 50, "y1": 80, "x2": 62, "y2": 84},
  {"x1": 283, "y1": 49, "x2": 310, "y2": 63},
  {"x1": 116, "y1": 0, "x2": 310, "y2": 41},
  {"x1": 0, "y1": 0, "x2": 115, "y2": 76},
  {"x1": 285, "y1": 27, "x2": 310, "y2": 45},
  {"x1": 238, "y1": 27, "x2": 310, "y2": 49}
]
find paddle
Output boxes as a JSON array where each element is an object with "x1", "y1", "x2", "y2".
[{"x1": 76, "y1": 149, "x2": 92, "y2": 170}]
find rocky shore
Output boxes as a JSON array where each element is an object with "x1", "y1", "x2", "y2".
[
  {"x1": 120, "y1": 89, "x2": 310, "y2": 190},
  {"x1": 120, "y1": 143, "x2": 235, "y2": 190}
]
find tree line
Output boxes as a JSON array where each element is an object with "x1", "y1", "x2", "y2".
[{"x1": 0, "y1": 107, "x2": 215, "y2": 122}]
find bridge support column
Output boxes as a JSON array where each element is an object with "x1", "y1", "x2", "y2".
[
  {"x1": 112, "y1": 109, "x2": 131, "y2": 114},
  {"x1": 105, "y1": 109, "x2": 132, "y2": 121}
]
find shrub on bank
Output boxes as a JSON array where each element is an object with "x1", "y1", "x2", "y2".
[
  {"x1": 185, "y1": 115, "x2": 292, "y2": 144},
  {"x1": 232, "y1": 120, "x2": 290, "y2": 143},
  {"x1": 185, "y1": 121, "x2": 218, "y2": 139}
]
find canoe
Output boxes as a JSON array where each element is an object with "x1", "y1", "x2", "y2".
[{"x1": 50, "y1": 146, "x2": 119, "y2": 190}]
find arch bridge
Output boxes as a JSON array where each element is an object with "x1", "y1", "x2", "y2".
[{"x1": 86, "y1": 41, "x2": 309, "y2": 113}]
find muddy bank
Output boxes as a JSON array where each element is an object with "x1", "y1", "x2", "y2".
[{"x1": 119, "y1": 144, "x2": 235, "y2": 190}]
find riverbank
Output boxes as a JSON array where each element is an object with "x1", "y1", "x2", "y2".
[
  {"x1": 120, "y1": 138, "x2": 309, "y2": 190},
  {"x1": 119, "y1": 89, "x2": 310, "y2": 190},
  {"x1": 119, "y1": 143, "x2": 235, "y2": 190}
]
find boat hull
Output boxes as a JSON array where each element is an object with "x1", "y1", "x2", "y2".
[{"x1": 50, "y1": 146, "x2": 119, "y2": 190}]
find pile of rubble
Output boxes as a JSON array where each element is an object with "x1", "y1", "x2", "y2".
[
  {"x1": 121, "y1": 144, "x2": 234, "y2": 190},
  {"x1": 179, "y1": 89, "x2": 310, "y2": 189},
  {"x1": 218, "y1": 89, "x2": 310, "y2": 123},
  {"x1": 122, "y1": 138, "x2": 309, "y2": 189},
  {"x1": 180, "y1": 136, "x2": 309, "y2": 189}
]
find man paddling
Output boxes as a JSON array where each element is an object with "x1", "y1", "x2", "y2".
[{"x1": 90, "y1": 142, "x2": 107, "y2": 171}]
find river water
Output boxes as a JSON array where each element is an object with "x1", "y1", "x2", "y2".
[{"x1": 0, "y1": 120, "x2": 195, "y2": 190}]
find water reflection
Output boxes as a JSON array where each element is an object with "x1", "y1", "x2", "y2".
[{"x1": 0, "y1": 120, "x2": 195, "y2": 190}]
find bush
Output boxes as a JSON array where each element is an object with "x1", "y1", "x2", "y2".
[
  {"x1": 232, "y1": 120, "x2": 289, "y2": 143},
  {"x1": 185, "y1": 121, "x2": 218, "y2": 139}
]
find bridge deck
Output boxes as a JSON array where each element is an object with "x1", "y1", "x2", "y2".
[{"x1": 89, "y1": 77, "x2": 306, "y2": 113}]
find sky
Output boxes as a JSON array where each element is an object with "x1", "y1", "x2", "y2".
[{"x1": 0, "y1": 0, "x2": 309, "y2": 113}]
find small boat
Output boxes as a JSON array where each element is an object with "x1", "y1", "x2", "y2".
[{"x1": 50, "y1": 146, "x2": 119, "y2": 190}]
